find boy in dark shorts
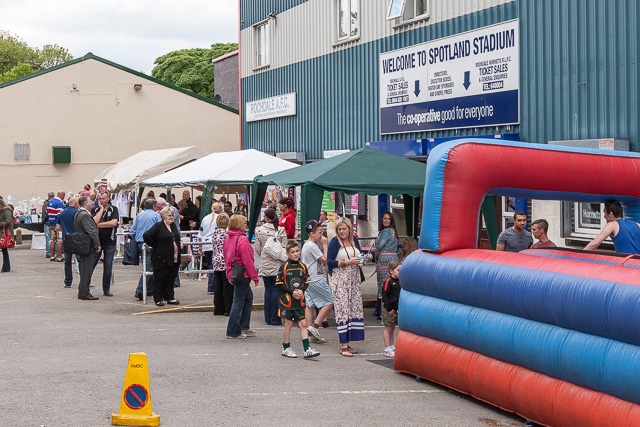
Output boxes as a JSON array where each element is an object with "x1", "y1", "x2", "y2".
[
  {"x1": 381, "y1": 261, "x2": 401, "y2": 357},
  {"x1": 277, "y1": 240, "x2": 320, "y2": 359}
]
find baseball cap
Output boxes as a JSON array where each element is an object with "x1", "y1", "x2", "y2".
[{"x1": 305, "y1": 220, "x2": 320, "y2": 234}]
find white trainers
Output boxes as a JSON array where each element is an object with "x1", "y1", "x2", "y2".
[
  {"x1": 227, "y1": 334, "x2": 247, "y2": 339},
  {"x1": 242, "y1": 329, "x2": 257, "y2": 337},
  {"x1": 303, "y1": 348, "x2": 320, "y2": 359},
  {"x1": 282, "y1": 347, "x2": 298, "y2": 358},
  {"x1": 307, "y1": 325, "x2": 326, "y2": 342},
  {"x1": 384, "y1": 346, "x2": 395, "y2": 357}
]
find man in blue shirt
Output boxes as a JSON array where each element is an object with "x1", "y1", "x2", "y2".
[
  {"x1": 57, "y1": 197, "x2": 79, "y2": 288},
  {"x1": 47, "y1": 190, "x2": 65, "y2": 261},
  {"x1": 130, "y1": 197, "x2": 160, "y2": 300},
  {"x1": 585, "y1": 200, "x2": 640, "y2": 254}
]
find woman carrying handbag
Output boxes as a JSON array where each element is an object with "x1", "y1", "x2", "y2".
[
  {"x1": 223, "y1": 214, "x2": 259, "y2": 339},
  {"x1": 0, "y1": 199, "x2": 15, "y2": 272}
]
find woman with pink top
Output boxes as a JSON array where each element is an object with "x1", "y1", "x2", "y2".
[{"x1": 223, "y1": 214, "x2": 260, "y2": 339}]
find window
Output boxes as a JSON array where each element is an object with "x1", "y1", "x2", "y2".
[
  {"x1": 387, "y1": 0, "x2": 428, "y2": 23},
  {"x1": 255, "y1": 21, "x2": 270, "y2": 68},
  {"x1": 501, "y1": 197, "x2": 531, "y2": 230},
  {"x1": 387, "y1": 0, "x2": 405, "y2": 20},
  {"x1": 337, "y1": 0, "x2": 359, "y2": 40},
  {"x1": 573, "y1": 202, "x2": 606, "y2": 235},
  {"x1": 14, "y1": 143, "x2": 30, "y2": 160}
]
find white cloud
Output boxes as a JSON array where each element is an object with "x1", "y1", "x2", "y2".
[{"x1": 0, "y1": 0, "x2": 238, "y2": 74}]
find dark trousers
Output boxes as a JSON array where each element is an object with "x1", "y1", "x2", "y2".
[
  {"x1": 262, "y1": 276, "x2": 281, "y2": 325},
  {"x1": 91, "y1": 244, "x2": 115, "y2": 293},
  {"x1": 1, "y1": 248, "x2": 9, "y2": 272},
  {"x1": 78, "y1": 252, "x2": 95, "y2": 298},
  {"x1": 153, "y1": 264, "x2": 179, "y2": 303},
  {"x1": 213, "y1": 270, "x2": 233, "y2": 315},
  {"x1": 63, "y1": 251, "x2": 74, "y2": 286},
  {"x1": 204, "y1": 251, "x2": 215, "y2": 292}
]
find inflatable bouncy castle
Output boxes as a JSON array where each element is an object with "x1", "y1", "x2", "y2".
[{"x1": 395, "y1": 139, "x2": 640, "y2": 426}]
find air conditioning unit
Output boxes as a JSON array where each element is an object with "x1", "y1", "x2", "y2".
[
  {"x1": 276, "y1": 151, "x2": 305, "y2": 163},
  {"x1": 548, "y1": 138, "x2": 629, "y2": 151}
]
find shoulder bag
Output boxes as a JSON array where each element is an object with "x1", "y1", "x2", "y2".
[
  {"x1": 262, "y1": 233, "x2": 288, "y2": 262},
  {"x1": 63, "y1": 233, "x2": 92, "y2": 255},
  {"x1": 346, "y1": 243, "x2": 366, "y2": 283},
  {"x1": 230, "y1": 235, "x2": 246, "y2": 284},
  {"x1": 0, "y1": 224, "x2": 15, "y2": 249},
  {"x1": 122, "y1": 239, "x2": 140, "y2": 265}
]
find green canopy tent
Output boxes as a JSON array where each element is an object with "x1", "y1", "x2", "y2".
[{"x1": 249, "y1": 147, "x2": 426, "y2": 243}]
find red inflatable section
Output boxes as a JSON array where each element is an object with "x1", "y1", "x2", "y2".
[
  {"x1": 394, "y1": 331, "x2": 640, "y2": 427},
  {"x1": 439, "y1": 143, "x2": 640, "y2": 251}
]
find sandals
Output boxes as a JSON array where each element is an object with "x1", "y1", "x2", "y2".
[
  {"x1": 339, "y1": 347, "x2": 353, "y2": 357},
  {"x1": 155, "y1": 301, "x2": 165, "y2": 307},
  {"x1": 339, "y1": 345, "x2": 357, "y2": 357}
]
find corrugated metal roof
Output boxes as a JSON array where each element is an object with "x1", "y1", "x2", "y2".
[{"x1": 241, "y1": 0, "x2": 640, "y2": 156}]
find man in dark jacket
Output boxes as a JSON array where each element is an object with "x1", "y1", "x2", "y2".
[
  {"x1": 57, "y1": 197, "x2": 79, "y2": 288},
  {"x1": 75, "y1": 196, "x2": 100, "y2": 300}
]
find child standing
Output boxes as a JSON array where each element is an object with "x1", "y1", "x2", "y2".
[
  {"x1": 277, "y1": 240, "x2": 321, "y2": 359},
  {"x1": 381, "y1": 261, "x2": 401, "y2": 357}
]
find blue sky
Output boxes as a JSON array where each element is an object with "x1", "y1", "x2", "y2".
[{"x1": 0, "y1": 0, "x2": 238, "y2": 74}]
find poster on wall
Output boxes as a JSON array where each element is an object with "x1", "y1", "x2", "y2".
[
  {"x1": 321, "y1": 191, "x2": 336, "y2": 220},
  {"x1": 379, "y1": 19, "x2": 520, "y2": 134}
]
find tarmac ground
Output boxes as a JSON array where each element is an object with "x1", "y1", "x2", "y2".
[{"x1": 0, "y1": 243, "x2": 526, "y2": 426}]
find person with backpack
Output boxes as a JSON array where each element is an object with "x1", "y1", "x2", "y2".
[{"x1": 254, "y1": 208, "x2": 288, "y2": 326}]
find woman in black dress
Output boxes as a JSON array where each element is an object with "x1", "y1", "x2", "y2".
[{"x1": 143, "y1": 206, "x2": 182, "y2": 307}]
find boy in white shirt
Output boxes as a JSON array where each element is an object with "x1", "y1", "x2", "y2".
[{"x1": 301, "y1": 220, "x2": 334, "y2": 343}]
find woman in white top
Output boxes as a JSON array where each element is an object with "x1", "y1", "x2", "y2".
[
  {"x1": 326, "y1": 217, "x2": 364, "y2": 357},
  {"x1": 199, "y1": 202, "x2": 222, "y2": 294}
]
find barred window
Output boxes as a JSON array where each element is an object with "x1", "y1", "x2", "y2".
[{"x1": 14, "y1": 143, "x2": 30, "y2": 160}]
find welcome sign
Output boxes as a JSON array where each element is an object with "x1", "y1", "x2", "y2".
[{"x1": 379, "y1": 20, "x2": 519, "y2": 134}]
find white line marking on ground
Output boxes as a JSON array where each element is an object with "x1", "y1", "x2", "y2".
[{"x1": 234, "y1": 389, "x2": 444, "y2": 396}]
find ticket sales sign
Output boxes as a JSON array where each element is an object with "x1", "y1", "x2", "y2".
[{"x1": 379, "y1": 20, "x2": 519, "y2": 134}]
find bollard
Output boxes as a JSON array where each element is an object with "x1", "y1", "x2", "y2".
[{"x1": 15, "y1": 229, "x2": 22, "y2": 245}]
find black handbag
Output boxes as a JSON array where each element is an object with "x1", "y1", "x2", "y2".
[
  {"x1": 358, "y1": 266, "x2": 366, "y2": 283},
  {"x1": 63, "y1": 233, "x2": 92, "y2": 255},
  {"x1": 230, "y1": 236, "x2": 245, "y2": 284},
  {"x1": 122, "y1": 240, "x2": 140, "y2": 265}
]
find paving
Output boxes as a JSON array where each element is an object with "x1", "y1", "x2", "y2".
[{"x1": 0, "y1": 243, "x2": 525, "y2": 427}]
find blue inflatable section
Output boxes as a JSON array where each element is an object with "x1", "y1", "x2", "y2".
[
  {"x1": 401, "y1": 251, "x2": 640, "y2": 346},
  {"x1": 399, "y1": 290, "x2": 640, "y2": 405}
]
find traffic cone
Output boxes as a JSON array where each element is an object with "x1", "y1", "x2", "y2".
[{"x1": 111, "y1": 352, "x2": 160, "y2": 426}]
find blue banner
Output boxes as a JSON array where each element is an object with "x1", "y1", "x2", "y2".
[{"x1": 380, "y1": 90, "x2": 518, "y2": 134}]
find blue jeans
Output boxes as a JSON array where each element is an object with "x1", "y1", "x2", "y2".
[
  {"x1": 135, "y1": 242, "x2": 154, "y2": 295},
  {"x1": 63, "y1": 251, "x2": 73, "y2": 285},
  {"x1": 44, "y1": 225, "x2": 51, "y2": 257},
  {"x1": 92, "y1": 244, "x2": 115, "y2": 293},
  {"x1": 262, "y1": 276, "x2": 281, "y2": 325},
  {"x1": 204, "y1": 251, "x2": 215, "y2": 292},
  {"x1": 226, "y1": 278, "x2": 253, "y2": 337}
]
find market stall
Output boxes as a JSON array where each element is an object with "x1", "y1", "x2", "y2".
[
  {"x1": 139, "y1": 149, "x2": 300, "y2": 218},
  {"x1": 249, "y1": 146, "x2": 426, "y2": 243}
]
